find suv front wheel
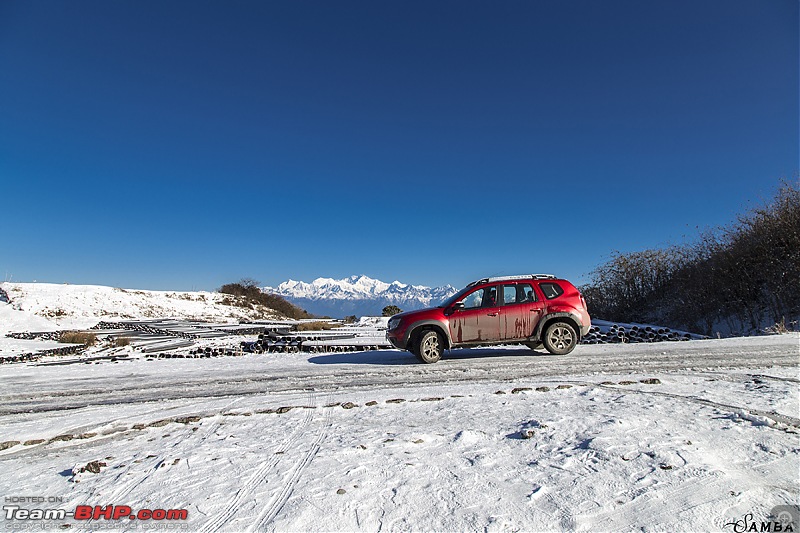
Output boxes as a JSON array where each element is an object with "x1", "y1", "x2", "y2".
[
  {"x1": 542, "y1": 322, "x2": 577, "y2": 355},
  {"x1": 415, "y1": 330, "x2": 444, "y2": 364}
]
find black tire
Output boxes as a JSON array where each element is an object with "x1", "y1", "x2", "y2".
[
  {"x1": 542, "y1": 321, "x2": 577, "y2": 355},
  {"x1": 416, "y1": 330, "x2": 443, "y2": 364},
  {"x1": 408, "y1": 339, "x2": 425, "y2": 362}
]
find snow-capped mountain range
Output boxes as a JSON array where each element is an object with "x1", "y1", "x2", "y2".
[{"x1": 264, "y1": 275, "x2": 457, "y2": 318}]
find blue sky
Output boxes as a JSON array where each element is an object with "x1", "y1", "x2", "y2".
[{"x1": 1, "y1": 0, "x2": 797, "y2": 291}]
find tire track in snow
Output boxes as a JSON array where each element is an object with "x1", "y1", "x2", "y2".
[
  {"x1": 697, "y1": 371, "x2": 800, "y2": 384},
  {"x1": 584, "y1": 382, "x2": 800, "y2": 429},
  {"x1": 102, "y1": 398, "x2": 243, "y2": 504},
  {"x1": 2, "y1": 336, "x2": 796, "y2": 416},
  {"x1": 198, "y1": 392, "x2": 316, "y2": 533},
  {"x1": 588, "y1": 472, "x2": 729, "y2": 530},
  {"x1": 247, "y1": 393, "x2": 334, "y2": 531},
  {"x1": 584, "y1": 453, "x2": 797, "y2": 531}
]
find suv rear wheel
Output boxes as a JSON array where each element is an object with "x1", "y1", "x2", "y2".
[
  {"x1": 542, "y1": 322, "x2": 577, "y2": 355},
  {"x1": 416, "y1": 330, "x2": 443, "y2": 364}
]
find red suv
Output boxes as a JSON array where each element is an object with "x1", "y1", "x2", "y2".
[{"x1": 386, "y1": 275, "x2": 591, "y2": 363}]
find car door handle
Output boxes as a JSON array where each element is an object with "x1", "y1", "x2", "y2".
[{"x1": 487, "y1": 312, "x2": 498, "y2": 317}]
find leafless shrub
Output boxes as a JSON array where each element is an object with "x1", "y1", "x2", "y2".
[
  {"x1": 294, "y1": 321, "x2": 341, "y2": 331},
  {"x1": 382, "y1": 305, "x2": 402, "y2": 317},
  {"x1": 218, "y1": 279, "x2": 312, "y2": 319},
  {"x1": 583, "y1": 180, "x2": 800, "y2": 335},
  {"x1": 112, "y1": 337, "x2": 131, "y2": 347},
  {"x1": 60, "y1": 332, "x2": 97, "y2": 346},
  {"x1": 763, "y1": 317, "x2": 797, "y2": 335}
]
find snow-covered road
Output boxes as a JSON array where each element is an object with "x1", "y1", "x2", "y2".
[
  {"x1": 0, "y1": 335, "x2": 796, "y2": 415},
  {"x1": 0, "y1": 335, "x2": 798, "y2": 532}
]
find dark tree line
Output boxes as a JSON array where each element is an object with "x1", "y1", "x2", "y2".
[
  {"x1": 581, "y1": 181, "x2": 800, "y2": 336},
  {"x1": 218, "y1": 278, "x2": 313, "y2": 320}
]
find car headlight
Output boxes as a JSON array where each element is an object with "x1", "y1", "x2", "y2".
[{"x1": 387, "y1": 317, "x2": 401, "y2": 331}]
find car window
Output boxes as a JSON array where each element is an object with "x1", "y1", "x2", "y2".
[
  {"x1": 516, "y1": 283, "x2": 536, "y2": 303},
  {"x1": 481, "y1": 286, "x2": 498, "y2": 307},
  {"x1": 539, "y1": 282, "x2": 564, "y2": 299},
  {"x1": 461, "y1": 288, "x2": 485, "y2": 309},
  {"x1": 503, "y1": 283, "x2": 537, "y2": 305},
  {"x1": 503, "y1": 285, "x2": 516, "y2": 305}
]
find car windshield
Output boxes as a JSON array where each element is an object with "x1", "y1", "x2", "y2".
[{"x1": 437, "y1": 286, "x2": 473, "y2": 308}]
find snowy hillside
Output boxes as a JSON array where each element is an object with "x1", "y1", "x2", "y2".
[
  {"x1": 0, "y1": 282, "x2": 284, "y2": 332},
  {"x1": 0, "y1": 299, "x2": 63, "y2": 332},
  {"x1": 265, "y1": 275, "x2": 457, "y2": 317}
]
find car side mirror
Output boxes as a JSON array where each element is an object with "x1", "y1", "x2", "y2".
[{"x1": 446, "y1": 302, "x2": 465, "y2": 315}]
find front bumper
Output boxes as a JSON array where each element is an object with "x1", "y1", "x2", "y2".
[{"x1": 386, "y1": 331, "x2": 407, "y2": 350}]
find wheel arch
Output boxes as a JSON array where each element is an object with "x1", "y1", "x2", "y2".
[
  {"x1": 535, "y1": 313, "x2": 583, "y2": 341},
  {"x1": 407, "y1": 320, "x2": 451, "y2": 350}
]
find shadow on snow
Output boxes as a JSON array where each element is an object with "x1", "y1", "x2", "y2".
[{"x1": 308, "y1": 346, "x2": 550, "y2": 365}]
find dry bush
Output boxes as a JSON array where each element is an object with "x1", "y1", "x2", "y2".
[
  {"x1": 218, "y1": 279, "x2": 313, "y2": 319},
  {"x1": 294, "y1": 321, "x2": 341, "y2": 331},
  {"x1": 763, "y1": 317, "x2": 797, "y2": 335},
  {"x1": 112, "y1": 337, "x2": 131, "y2": 347},
  {"x1": 582, "y1": 180, "x2": 800, "y2": 335},
  {"x1": 60, "y1": 332, "x2": 97, "y2": 345}
]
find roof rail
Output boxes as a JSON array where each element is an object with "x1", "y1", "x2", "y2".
[{"x1": 467, "y1": 274, "x2": 557, "y2": 286}]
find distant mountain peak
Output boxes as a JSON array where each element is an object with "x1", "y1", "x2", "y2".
[{"x1": 264, "y1": 275, "x2": 457, "y2": 318}]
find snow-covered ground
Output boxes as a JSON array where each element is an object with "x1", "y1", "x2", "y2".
[
  {"x1": 1, "y1": 334, "x2": 798, "y2": 531},
  {"x1": 0, "y1": 282, "x2": 283, "y2": 332}
]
